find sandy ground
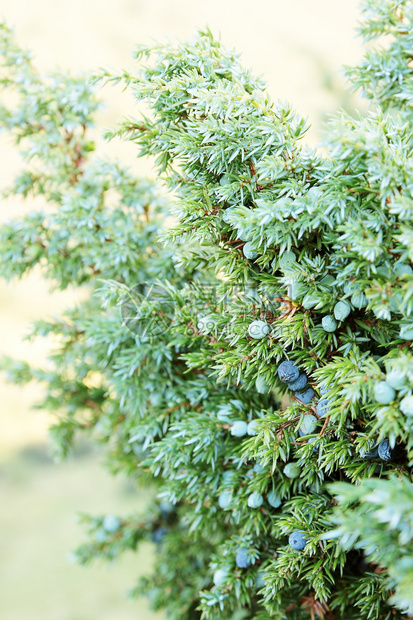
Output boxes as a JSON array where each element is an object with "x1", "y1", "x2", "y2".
[{"x1": 0, "y1": 2, "x2": 363, "y2": 619}]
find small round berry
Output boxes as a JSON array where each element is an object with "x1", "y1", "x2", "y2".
[
  {"x1": 400, "y1": 395, "x2": 413, "y2": 416},
  {"x1": 374, "y1": 381, "x2": 395, "y2": 404},
  {"x1": 334, "y1": 301, "x2": 351, "y2": 321},
  {"x1": 351, "y1": 291, "x2": 368, "y2": 308},
  {"x1": 218, "y1": 491, "x2": 233, "y2": 510},
  {"x1": 220, "y1": 175, "x2": 231, "y2": 186},
  {"x1": 394, "y1": 263, "x2": 413, "y2": 277},
  {"x1": 243, "y1": 242, "x2": 258, "y2": 260},
  {"x1": 247, "y1": 420, "x2": 260, "y2": 436},
  {"x1": 378, "y1": 438, "x2": 395, "y2": 461},
  {"x1": 322, "y1": 315, "x2": 337, "y2": 332},
  {"x1": 295, "y1": 387, "x2": 315, "y2": 404},
  {"x1": 386, "y1": 369, "x2": 407, "y2": 390},
  {"x1": 102, "y1": 515, "x2": 121, "y2": 533},
  {"x1": 316, "y1": 398, "x2": 330, "y2": 417},
  {"x1": 248, "y1": 320, "x2": 270, "y2": 340},
  {"x1": 400, "y1": 324, "x2": 413, "y2": 340},
  {"x1": 235, "y1": 548, "x2": 253, "y2": 568},
  {"x1": 267, "y1": 491, "x2": 282, "y2": 508},
  {"x1": 230, "y1": 421, "x2": 248, "y2": 437},
  {"x1": 248, "y1": 492, "x2": 264, "y2": 508},
  {"x1": 279, "y1": 251, "x2": 296, "y2": 270},
  {"x1": 222, "y1": 208, "x2": 235, "y2": 224},
  {"x1": 289, "y1": 530, "x2": 308, "y2": 551},
  {"x1": 213, "y1": 568, "x2": 230, "y2": 586},
  {"x1": 287, "y1": 372, "x2": 308, "y2": 392},
  {"x1": 299, "y1": 414, "x2": 318, "y2": 436},
  {"x1": 277, "y1": 360, "x2": 300, "y2": 383},
  {"x1": 283, "y1": 463, "x2": 301, "y2": 479},
  {"x1": 255, "y1": 375, "x2": 271, "y2": 394}
]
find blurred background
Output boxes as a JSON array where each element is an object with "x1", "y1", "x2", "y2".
[{"x1": 0, "y1": 1, "x2": 363, "y2": 618}]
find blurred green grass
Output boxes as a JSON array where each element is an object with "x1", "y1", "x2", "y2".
[{"x1": 0, "y1": 441, "x2": 164, "y2": 620}]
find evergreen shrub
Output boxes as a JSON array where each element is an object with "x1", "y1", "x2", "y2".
[{"x1": 1, "y1": 2, "x2": 413, "y2": 617}]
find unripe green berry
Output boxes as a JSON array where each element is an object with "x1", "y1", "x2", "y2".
[
  {"x1": 218, "y1": 491, "x2": 233, "y2": 509},
  {"x1": 322, "y1": 315, "x2": 337, "y2": 332},
  {"x1": 220, "y1": 175, "x2": 231, "y2": 186},
  {"x1": 230, "y1": 420, "x2": 248, "y2": 437},
  {"x1": 343, "y1": 282, "x2": 354, "y2": 295},
  {"x1": 283, "y1": 462, "x2": 301, "y2": 479},
  {"x1": 400, "y1": 395, "x2": 413, "y2": 416},
  {"x1": 374, "y1": 381, "x2": 395, "y2": 404},
  {"x1": 255, "y1": 375, "x2": 271, "y2": 394},
  {"x1": 243, "y1": 241, "x2": 258, "y2": 260},
  {"x1": 248, "y1": 492, "x2": 264, "y2": 508},
  {"x1": 351, "y1": 291, "x2": 368, "y2": 308},
  {"x1": 248, "y1": 320, "x2": 270, "y2": 339},
  {"x1": 386, "y1": 369, "x2": 407, "y2": 390},
  {"x1": 334, "y1": 300, "x2": 351, "y2": 321},
  {"x1": 320, "y1": 275, "x2": 336, "y2": 286},
  {"x1": 222, "y1": 208, "x2": 235, "y2": 224},
  {"x1": 247, "y1": 420, "x2": 259, "y2": 436},
  {"x1": 299, "y1": 414, "x2": 317, "y2": 435},
  {"x1": 279, "y1": 251, "x2": 296, "y2": 270},
  {"x1": 213, "y1": 568, "x2": 230, "y2": 586},
  {"x1": 267, "y1": 491, "x2": 282, "y2": 508}
]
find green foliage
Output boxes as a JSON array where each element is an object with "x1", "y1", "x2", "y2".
[
  {"x1": 326, "y1": 476, "x2": 413, "y2": 615},
  {"x1": 1, "y1": 2, "x2": 413, "y2": 619}
]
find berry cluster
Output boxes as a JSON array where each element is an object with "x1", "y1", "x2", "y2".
[{"x1": 277, "y1": 360, "x2": 315, "y2": 404}]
